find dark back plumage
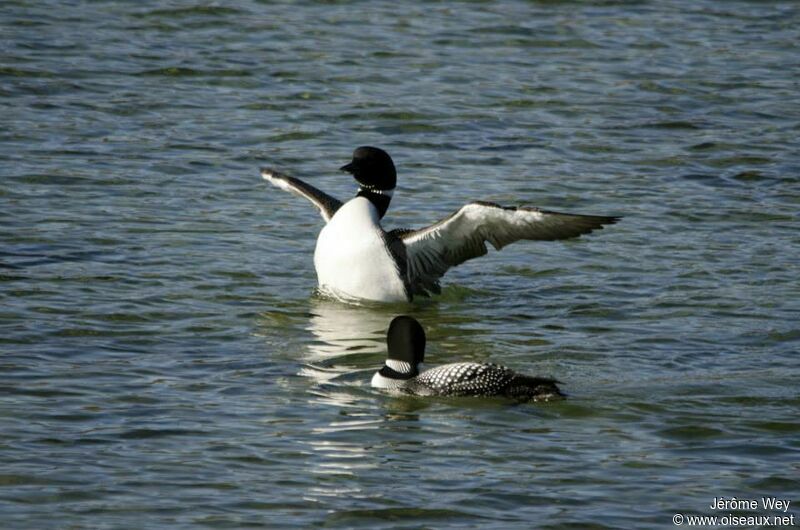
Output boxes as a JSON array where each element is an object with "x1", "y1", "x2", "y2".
[{"x1": 409, "y1": 362, "x2": 563, "y2": 402}]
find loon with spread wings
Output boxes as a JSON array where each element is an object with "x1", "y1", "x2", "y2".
[{"x1": 261, "y1": 146, "x2": 619, "y2": 303}]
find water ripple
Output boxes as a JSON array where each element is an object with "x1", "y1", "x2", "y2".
[{"x1": 2, "y1": 0, "x2": 799, "y2": 528}]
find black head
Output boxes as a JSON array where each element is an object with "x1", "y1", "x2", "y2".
[
  {"x1": 340, "y1": 146, "x2": 397, "y2": 192},
  {"x1": 386, "y1": 315, "x2": 426, "y2": 366}
]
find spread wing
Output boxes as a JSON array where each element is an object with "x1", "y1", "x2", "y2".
[
  {"x1": 260, "y1": 168, "x2": 342, "y2": 223},
  {"x1": 395, "y1": 201, "x2": 620, "y2": 295}
]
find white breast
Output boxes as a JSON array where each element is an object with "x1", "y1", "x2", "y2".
[{"x1": 313, "y1": 197, "x2": 407, "y2": 302}]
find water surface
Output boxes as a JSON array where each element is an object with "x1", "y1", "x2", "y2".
[{"x1": 2, "y1": 1, "x2": 799, "y2": 528}]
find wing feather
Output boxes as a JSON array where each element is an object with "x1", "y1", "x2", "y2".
[
  {"x1": 398, "y1": 201, "x2": 619, "y2": 295},
  {"x1": 260, "y1": 168, "x2": 342, "y2": 223}
]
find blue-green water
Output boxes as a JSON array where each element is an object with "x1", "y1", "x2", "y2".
[{"x1": 2, "y1": 1, "x2": 799, "y2": 528}]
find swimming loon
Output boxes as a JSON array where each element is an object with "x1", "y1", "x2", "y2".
[
  {"x1": 261, "y1": 146, "x2": 619, "y2": 303},
  {"x1": 371, "y1": 316, "x2": 563, "y2": 402}
]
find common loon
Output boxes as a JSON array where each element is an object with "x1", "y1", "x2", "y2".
[
  {"x1": 261, "y1": 146, "x2": 619, "y2": 303},
  {"x1": 371, "y1": 316, "x2": 563, "y2": 402}
]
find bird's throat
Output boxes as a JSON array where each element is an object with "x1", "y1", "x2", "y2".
[{"x1": 356, "y1": 189, "x2": 392, "y2": 219}]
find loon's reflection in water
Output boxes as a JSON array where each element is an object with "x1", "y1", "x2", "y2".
[
  {"x1": 304, "y1": 298, "x2": 391, "y2": 362},
  {"x1": 296, "y1": 297, "x2": 397, "y2": 396},
  {"x1": 299, "y1": 300, "x2": 428, "y2": 498}
]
